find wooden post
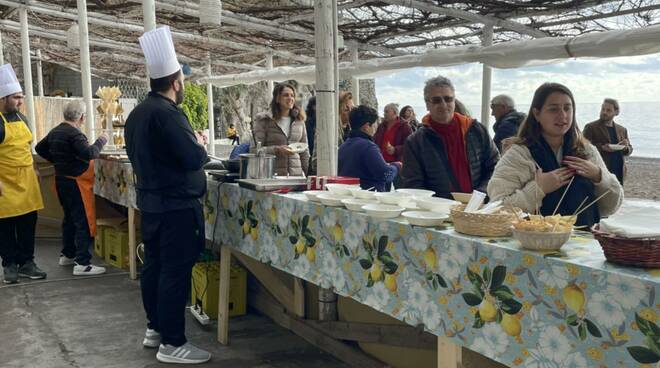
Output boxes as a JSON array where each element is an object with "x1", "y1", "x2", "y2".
[
  {"x1": 437, "y1": 336, "x2": 462, "y2": 368},
  {"x1": 206, "y1": 60, "x2": 216, "y2": 155},
  {"x1": 217, "y1": 245, "x2": 231, "y2": 345},
  {"x1": 480, "y1": 25, "x2": 493, "y2": 130},
  {"x1": 293, "y1": 277, "x2": 305, "y2": 318},
  {"x1": 0, "y1": 31, "x2": 4, "y2": 65},
  {"x1": 19, "y1": 7, "x2": 36, "y2": 144},
  {"x1": 350, "y1": 47, "x2": 360, "y2": 105},
  {"x1": 35, "y1": 49, "x2": 43, "y2": 97},
  {"x1": 76, "y1": 0, "x2": 95, "y2": 140},
  {"x1": 266, "y1": 53, "x2": 273, "y2": 94},
  {"x1": 128, "y1": 207, "x2": 137, "y2": 280}
]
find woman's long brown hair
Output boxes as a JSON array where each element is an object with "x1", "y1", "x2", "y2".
[{"x1": 270, "y1": 82, "x2": 306, "y2": 121}]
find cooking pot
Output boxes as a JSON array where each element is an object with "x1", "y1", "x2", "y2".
[{"x1": 239, "y1": 153, "x2": 275, "y2": 179}]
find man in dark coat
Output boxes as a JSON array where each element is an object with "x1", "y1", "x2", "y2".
[
  {"x1": 491, "y1": 94, "x2": 526, "y2": 152},
  {"x1": 125, "y1": 26, "x2": 211, "y2": 364}
]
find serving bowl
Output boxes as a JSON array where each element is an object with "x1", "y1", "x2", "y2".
[
  {"x1": 396, "y1": 188, "x2": 435, "y2": 197},
  {"x1": 375, "y1": 191, "x2": 412, "y2": 205},
  {"x1": 317, "y1": 193, "x2": 352, "y2": 207},
  {"x1": 303, "y1": 190, "x2": 326, "y2": 202},
  {"x1": 451, "y1": 192, "x2": 472, "y2": 204},
  {"x1": 341, "y1": 198, "x2": 374, "y2": 211},
  {"x1": 362, "y1": 204, "x2": 405, "y2": 219},
  {"x1": 402, "y1": 211, "x2": 449, "y2": 227},
  {"x1": 325, "y1": 183, "x2": 359, "y2": 196},
  {"x1": 413, "y1": 197, "x2": 460, "y2": 214},
  {"x1": 349, "y1": 187, "x2": 377, "y2": 200}
]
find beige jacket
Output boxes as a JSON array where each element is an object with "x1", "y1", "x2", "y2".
[
  {"x1": 252, "y1": 112, "x2": 310, "y2": 176},
  {"x1": 487, "y1": 142, "x2": 623, "y2": 217}
]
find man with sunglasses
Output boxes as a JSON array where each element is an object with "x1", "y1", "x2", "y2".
[
  {"x1": 401, "y1": 76, "x2": 499, "y2": 199},
  {"x1": 125, "y1": 27, "x2": 211, "y2": 364},
  {"x1": 36, "y1": 101, "x2": 109, "y2": 275}
]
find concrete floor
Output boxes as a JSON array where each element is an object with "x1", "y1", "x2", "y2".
[{"x1": 0, "y1": 226, "x2": 348, "y2": 368}]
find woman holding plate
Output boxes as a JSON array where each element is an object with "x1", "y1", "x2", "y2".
[{"x1": 253, "y1": 82, "x2": 309, "y2": 177}]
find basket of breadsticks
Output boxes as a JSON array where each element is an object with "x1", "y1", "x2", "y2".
[
  {"x1": 511, "y1": 215, "x2": 576, "y2": 251},
  {"x1": 451, "y1": 204, "x2": 523, "y2": 237}
]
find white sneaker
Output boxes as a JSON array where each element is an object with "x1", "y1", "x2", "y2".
[
  {"x1": 59, "y1": 255, "x2": 75, "y2": 266},
  {"x1": 73, "y1": 263, "x2": 106, "y2": 276},
  {"x1": 156, "y1": 342, "x2": 211, "y2": 364},
  {"x1": 143, "y1": 328, "x2": 161, "y2": 348}
]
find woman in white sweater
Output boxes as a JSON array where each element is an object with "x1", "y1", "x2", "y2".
[{"x1": 487, "y1": 83, "x2": 622, "y2": 227}]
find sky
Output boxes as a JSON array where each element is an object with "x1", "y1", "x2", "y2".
[{"x1": 374, "y1": 53, "x2": 660, "y2": 115}]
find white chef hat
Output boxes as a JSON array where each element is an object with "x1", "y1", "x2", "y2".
[
  {"x1": 0, "y1": 64, "x2": 22, "y2": 98},
  {"x1": 138, "y1": 26, "x2": 181, "y2": 79}
]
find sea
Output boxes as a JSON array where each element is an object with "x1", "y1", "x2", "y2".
[{"x1": 408, "y1": 102, "x2": 659, "y2": 158}]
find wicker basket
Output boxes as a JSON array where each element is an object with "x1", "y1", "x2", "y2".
[
  {"x1": 450, "y1": 205, "x2": 521, "y2": 237},
  {"x1": 512, "y1": 228, "x2": 571, "y2": 251},
  {"x1": 591, "y1": 225, "x2": 660, "y2": 268}
]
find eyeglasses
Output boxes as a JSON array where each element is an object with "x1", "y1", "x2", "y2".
[{"x1": 426, "y1": 96, "x2": 455, "y2": 105}]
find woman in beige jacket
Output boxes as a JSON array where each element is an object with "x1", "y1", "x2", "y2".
[
  {"x1": 253, "y1": 83, "x2": 309, "y2": 177},
  {"x1": 487, "y1": 83, "x2": 622, "y2": 227}
]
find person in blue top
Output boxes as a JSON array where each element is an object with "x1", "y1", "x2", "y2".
[{"x1": 338, "y1": 105, "x2": 401, "y2": 192}]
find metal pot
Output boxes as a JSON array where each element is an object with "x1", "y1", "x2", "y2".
[{"x1": 239, "y1": 153, "x2": 276, "y2": 179}]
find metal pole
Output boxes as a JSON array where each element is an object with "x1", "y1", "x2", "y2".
[
  {"x1": 206, "y1": 61, "x2": 216, "y2": 155},
  {"x1": 350, "y1": 47, "x2": 359, "y2": 105},
  {"x1": 266, "y1": 53, "x2": 273, "y2": 93},
  {"x1": 19, "y1": 7, "x2": 36, "y2": 144},
  {"x1": 480, "y1": 25, "x2": 493, "y2": 130},
  {"x1": 36, "y1": 49, "x2": 44, "y2": 96},
  {"x1": 0, "y1": 31, "x2": 4, "y2": 65},
  {"x1": 77, "y1": 0, "x2": 95, "y2": 140}
]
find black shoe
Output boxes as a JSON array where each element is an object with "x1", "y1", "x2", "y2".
[
  {"x1": 18, "y1": 261, "x2": 47, "y2": 280},
  {"x1": 3, "y1": 264, "x2": 18, "y2": 284}
]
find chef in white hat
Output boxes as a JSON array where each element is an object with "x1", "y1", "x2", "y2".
[
  {"x1": 0, "y1": 64, "x2": 46, "y2": 285},
  {"x1": 124, "y1": 26, "x2": 211, "y2": 365}
]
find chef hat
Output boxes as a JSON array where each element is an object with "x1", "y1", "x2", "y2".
[
  {"x1": 0, "y1": 64, "x2": 22, "y2": 98},
  {"x1": 138, "y1": 26, "x2": 181, "y2": 79}
]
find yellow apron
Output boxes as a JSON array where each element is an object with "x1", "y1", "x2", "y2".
[{"x1": 0, "y1": 112, "x2": 44, "y2": 218}]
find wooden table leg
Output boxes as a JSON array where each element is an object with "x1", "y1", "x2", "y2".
[
  {"x1": 293, "y1": 277, "x2": 305, "y2": 318},
  {"x1": 128, "y1": 207, "x2": 137, "y2": 280},
  {"x1": 438, "y1": 336, "x2": 462, "y2": 368},
  {"x1": 217, "y1": 245, "x2": 231, "y2": 345}
]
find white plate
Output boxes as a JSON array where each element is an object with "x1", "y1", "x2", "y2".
[
  {"x1": 362, "y1": 204, "x2": 405, "y2": 218},
  {"x1": 413, "y1": 197, "x2": 460, "y2": 214},
  {"x1": 318, "y1": 193, "x2": 351, "y2": 207},
  {"x1": 396, "y1": 188, "x2": 435, "y2": 197},
  {"x1": 375, "y1": 191, "x2": 412, "y2": 205},
  {"x1": 303, "y1": 190, "x2": 326, "y2": 202},
  {"x1": 402, "y1": 211, "x2": 449, "y2": 227},
  {"x1": 341, "y1": 198, "x2": 375, "y2": 211},
  {"x1": 608, "y1": 144, "x2": 625, "y2": 151},
  {"x1": 288, "y1": 142, "x2": 309, "y2": 153},
  {"x1": 349, "y1": 187, "x2": 376, "y2": 199},
  {"x1": 325, "y1": 183, "x2": 359, "y2": 196}
]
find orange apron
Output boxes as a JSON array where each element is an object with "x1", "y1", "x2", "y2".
[{"x1": 64, "y1": 161, "x2": 97, "y2": 237}]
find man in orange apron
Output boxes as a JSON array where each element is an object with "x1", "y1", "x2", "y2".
[
  {"x1": 35, "y1": 100, "x2": 108, "y2": 276},
  {"x1": 0, "y1": 64, "x2": 46, "y2": 284}
]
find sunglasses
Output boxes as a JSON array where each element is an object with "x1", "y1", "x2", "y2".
[{"x1": 426, "y1": 96, "x2": 455, "y2": 105}]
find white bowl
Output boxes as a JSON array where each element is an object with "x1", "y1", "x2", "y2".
[
  {"x1": 396, "y1": 188, "x2": 435, "y2": 197},
  {"x1": 341, "y1": 198, "x2": 374, "y2": 211},
  {"x1": 349, "y1": 187, "x2": 377, "y2": 200},
  {"x1": 413, "y1": 197, "x2": 460, "y2": 214},
  {"x1": 362, "y1": 204, "x2": 405, "y2": 219},
  {"x1": 400, "y1": 199, "x2": 420, "y2": 210},
  {"x1": 317, "y1": 193, "x2": 351, "y2": 207},
  {"x1": 303, "y1": 190, "x2": 326, "y2": 202},
  {"x1": 325, "y1": 183, "x2": 359, "y2": 195},
  {"x1": 608, "y1": 144, "x2": 625, "y2": 151},
  {"x1": 402, "y1": 211, "x2": 449, "y2": 227},
  {"x1": 451, "y1": 192, "x2": 472, "y2": 204},
  {"x1": 375, "y1": 191, "x2": 412, "y2": 205}
]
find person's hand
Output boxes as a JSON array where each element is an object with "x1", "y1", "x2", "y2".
[
  {"x1": 275, "y1": 145, "x2": 294, "y2": 157},
  {"x1": 386, "y1": 142, "x2": 395, "y2": 155},
  {"x1": 98, "y1": 132, "x2": 110, "y2": 144},
  {"x1": 194, "y1": 131, "x2": 205, "y2": 145},
  {"x1": 600, "y1": 144, "x2": 614, "y2": 152},
  {"x1": 562, "y1": 156, "x2": 602, "y2": 183},
  {"x1": 536, "y1": 167, "x2": 574, "y2": 194}
]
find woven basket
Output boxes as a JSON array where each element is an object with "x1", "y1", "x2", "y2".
[
  {"x1": 450, "y1": 205, "x2": 521, "y2": 237},
  {"x1": 591, "y1": 225, "x2": 660, "y2": 268},
  {"x1": 512, "y1": 228, "x2": 571, "y2": 251}
]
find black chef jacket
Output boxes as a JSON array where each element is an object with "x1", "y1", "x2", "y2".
[{"x1": 125, "y1": 92, "x2": 209, "y2": 213}]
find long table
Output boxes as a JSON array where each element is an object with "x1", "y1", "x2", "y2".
[{"x1": 95, "y1": 158, "x2": 659, "y2": 368}]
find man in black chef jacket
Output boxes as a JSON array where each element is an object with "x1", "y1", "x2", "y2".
[{"x1": 125, "y1": 26, "x2": 211, "y2": 365}]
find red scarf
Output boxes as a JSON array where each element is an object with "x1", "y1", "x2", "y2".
[
  {"x1": 380, "y1": 118, "x2": 401, "y2": 162},
  {"x1": 423, "y1": 113, "x2": 473, "y2": 193}
]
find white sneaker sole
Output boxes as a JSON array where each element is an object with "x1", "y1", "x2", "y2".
[
  {"x1": 73, "y1": 269, "x2": 106, "y2": 276},
  {"x1": 59, "y1": 260, "x2": 75, "y2": 266},
  {"x1": 143, "y1": 338, "x2": 160, "y2": 348},
  {"x1": 18, "y1": 273, "x2": 46, "y2": 280},
  {"x1": 156, "y1": 351, "x2": 210, "y2": 364}
]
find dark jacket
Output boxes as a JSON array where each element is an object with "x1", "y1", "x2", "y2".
[
  {"x1": 373, "y1": 118, "x2": 413, "y2": 162},
  {"x1": 583, "y1": 119, "x2": 632, "y2": 178},
  {"x1": 401, "y1": 117, "x2": 500, "y2": 198},
  {"x1": 125, "y1": 92, "x2": 209, "y2": 213},
  {"x1": 338, "y1": 131, "x2": 399, "y2": 192},
  {"x1": 35, "y1": 123, "x2": 106, "y2": 177},
  {"x1": 493, "y1": 110, "x2": 525, "y2": 152}
]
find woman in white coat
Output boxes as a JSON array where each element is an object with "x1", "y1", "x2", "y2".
[{"x1": 487, "y1": 83, "x2": 622, "y2": 227}]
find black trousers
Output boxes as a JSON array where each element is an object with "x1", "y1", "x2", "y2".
[
  {"x1": 0, "y1": 211, "x2": 38, "y2": 268},
  {"x1": 230, "y1": 136, "x2": 239, "y2": 145},
  {"x1": 55, "y1": 176, "x2": 93, "y2": 266},
  {"x1": 140, "y1": 202, "x2": 204, "y2": 347}
]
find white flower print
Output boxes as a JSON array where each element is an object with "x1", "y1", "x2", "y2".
[
  {"x1": 321, "y1": 210, "x2": 338, "y2": 229},
  {"x1": 587, "y1": 292, "x2": 625, "y2": 329},
  {"x1": 538, "y1": 265, "x2": 569, "y2": 289},
  {"x1": 559, "y1": 352, "x2": 587, "y2": 368},
  {"x1": 605, "y1": 274, "x2": 647, "y2": 310},
  {"x1": 259, "y1": 195, "x2": 273, "y2": 213},
  {"x1": 470, "y1": 324, "x2": 508, "y2": 358},
  {"x1": 447, "y1": 239, "x2": 471, "y2": 264},
  {"x1": 407, "y1": 230, "x2": 429, "y2": 252},
  {"x1": 405, "y1": 282, "x2": 430, "y2": 314},
  {"x1": 537, "y1": 326, "x2": 571, "y2": 363},
  {"x1": 491, "y1": 247, "x2": 508, "y2": 261},
  {"x1": 344, "y1": 216, "x2": 368, "y2": 251},
  {"x1": 332, "y1": 268, "x2": 347, "y2": 294},
  {"x1": 317, "y1": 249, "x2": 339, "y2": 289},
  {"x1": 228, "y1": 191, "x2": 240, "y2": 213},
  {"x1": 276, "y1": 199, "x2": 294, "y2": 230},
  {"x1": 398, "y1": 303, "x2": 421, "y2": 326},
  {"x1": 291, "y1": 256, "x2": 312, "y2": 278},
  {"x1": 422, "y1": 302, "x2": 441, "y2": 331},
  {"x1": 365, "y1": 282, "x2": 391, "y2": 309},
  {"x1": 470, "y1": 337, "x2": 496, "y2": 358},
  {"x1": 438, "y1": 254, "x2": 461, "y2": 281}
]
